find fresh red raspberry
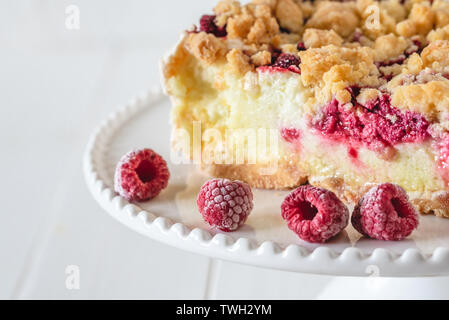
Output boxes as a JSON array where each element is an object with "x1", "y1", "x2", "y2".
[
  {"x1": 114, "y1": 149, "x2": 170, "y2": 202},
  {"x1": 199, "y1": 15, "x2": 227, "y2": 37},
  {"x1": 281, "y1": 186, "x2": 349, "y2": 243},
  {"x1": 351, "y1": 183, "x2": 419, "y2": 241},
  {"x1": 197, "y1": 179, "x2": 253, "y2": 232}
]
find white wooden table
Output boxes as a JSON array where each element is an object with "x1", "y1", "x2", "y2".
[{"x1": 1, "y1": 0, "x2": 449, "y2": 299}]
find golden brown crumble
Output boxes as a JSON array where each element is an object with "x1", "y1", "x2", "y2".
[
  {"x1": 434, "y1": 0, "x2": 449, "y2": 28},
  {"x1": 226, "y1": 48, "x2": 254, "y2": 74},
  {"x1": 299, "y1": 1, "x2": 314, "y2": 19},
  {"x1": 224, "y1": 1, "x2": 280, "y2": 45},
  {"x1": 271, "y1": 32, "x2": 301, "y2": 48},
  {"x1": 379, "y1": 63, "x2": 404, "y2": 78},
  {"x1": 421, "y1": 40, "x2": 449, "y2": 71},
  {"x1": 373, "y1": 34, "x2": 409, "y2": 61},
  {"x1": 175, "y1": 0, "x2": 449, "y2": 118},
  {"x1": 358, "y1": 0, "x2": 396, "y2": 40},
  {"x1": 303, "y1": 28, "x2": 343, "y2": 48},
  {"x1": 391, "y1": 80, "x2": 449, "y2": 119},
  {"x1": 380, "y1": 0, "x2": 407, "y2": 22},
  {"x1": 396, "y1": 3, "x2": 434, "y2": 37},
  {"x1": 250, "y1": 50, "x2": 272, "y2": 66},
  {"x1": 427, "y1": 24, "x2": 449, "y2": 42},
  {"x1": 184, "y1": 32, "x2": 227, "y2": 65},
  {"x1": 251, "y1": 0, "x2": 278, "y2": 10},
  {"x1": 275, "y1": 0, "x2": 304, "y2": 33},
  {"x1": 300, "y1": 45, "x2": 380, "y2": 103},
  {"x1": 214, "y1": 0, "x2": 242, "y2": 27},
  {"x1": 306, "y1": 2, "x2": 359, "y2": 37}
]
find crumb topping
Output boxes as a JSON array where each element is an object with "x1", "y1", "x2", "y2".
[
  {"x1": 373, "y1": 34, "x2": 410, "y2": 62},
  {"x1": 306, "y1": 1, "x2": 360, "y2": 37},
  {"x1": 185, "y1": 32, "x2": 227, "y2": 65},
  {"x1": 421, "y1": 40, "x2": 449, "y2": 71},
  {"x1": 303, "y1": 28, "x2": 343, "y2": 48},
  {"x1": 177, "y1": 0, "x2": 449, "y2": 120},
  {"x1": 275, "y1": 0, "x2": 304, "y2": 33},
  {"x1": 250, "y1": 50, "x2": 272, "y2": 66},
  {"x1": 300, "y1": 45, "x2": 380, "y2": 103},
  {"x1": 226, "y1": 48, "x2": 254, "y2": 74}
]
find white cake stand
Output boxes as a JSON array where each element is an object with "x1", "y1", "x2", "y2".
[{"x1": 84, "y1": 87, "x2": 449, "y2": 281}]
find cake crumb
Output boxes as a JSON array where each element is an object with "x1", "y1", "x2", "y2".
[
  {"x1": 185, "y1": 32, "x2": 227, "y2": 65},
  {"x1": 306, "y1": 2, "x2": 359, "y2": 37},
  {"x1": 303, "y1": 28, "x2": 343, "y2": 49},
  {"x1": 251, "y1": 50, "x2": 271, "y2": 66},
  {"x1": 226, "y1": 48, "x2": 253, "y2": 74},
  {"x1": 275, "y1": 0, "x2": 303, "y2": 33},
  {"x1": 396, "y1": 3, "x2": 434, "y2": 37},
  {"x1": 421, "y1": 40, "x2": 449, "y2": 71}
]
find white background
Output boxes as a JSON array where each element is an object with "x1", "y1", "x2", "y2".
[{"x1": 1, "y1": 0, "x2": 449, "y2": 299}]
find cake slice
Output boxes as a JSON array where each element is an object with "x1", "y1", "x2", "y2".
[{"x1": 162, "y1": 0, "x2": 449, "y2": 218}]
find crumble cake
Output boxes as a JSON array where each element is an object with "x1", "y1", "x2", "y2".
[{"x1": 162, "y1": 0, "x2": 449, "y2": 218}]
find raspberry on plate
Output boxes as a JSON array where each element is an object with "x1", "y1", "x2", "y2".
[
  {"x1": 197, "y1": 179, "x2": 253, "y2": 232},
  {"x1": 114, "y1": 149, "x2": 170, "y2": 202},
  {"x1": 351, "y1": 183, "x2": 419, "y2": 241},
  {"x1": 281, "y1": 185, "x2": 349, "y2": 243}
]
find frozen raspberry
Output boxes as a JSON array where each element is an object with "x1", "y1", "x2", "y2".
[
  {"x1": 197, "y1": 179, "x2": 253, "y2": 232},
  {"x1": 351, "y1": 183, "x2": 419, "y2": 241},
  {"x1": 272, "y1": 53, "x2": 301, "y2": 69},
  {"x1": 199, "y1": 15, "x2": 227, "y2": 37},
  {"x1": 114, "y1": 149, "x2": 170, "y2": 202},
  {"x1": 281, "y1": 186, "x2": 349, "y2": 243}
]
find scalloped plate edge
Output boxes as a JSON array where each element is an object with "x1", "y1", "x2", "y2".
[{"x1": 83, "y1": 87, "x2": 449, "y2": 277}]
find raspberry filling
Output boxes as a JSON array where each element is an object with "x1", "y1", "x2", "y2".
[
  {"x1": 281, "y1": 127, "x2": 301, "y2": 143},
  {"x1": 281, "y1": 127, "x2": 302, "y2": 152},
  {"x1": 199, "y1": 15, "x2": 227, "y2": 37},
  {"x1": 434, "y1": 133, "x2": 449, "y2": 185},
  {"x1": 258, "y1": 53, "x2": 301, "y2": 74},
  {"x1": 297, "y1": 42, "x2": 306, "y2": 51},
  {"x1": 311, "y1": 89, "x2": 430, "y2": 154}
]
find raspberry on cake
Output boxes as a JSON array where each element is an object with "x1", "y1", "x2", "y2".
[{"x1": 162, "y1": 0, "x2": 449, "y2": 218}]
